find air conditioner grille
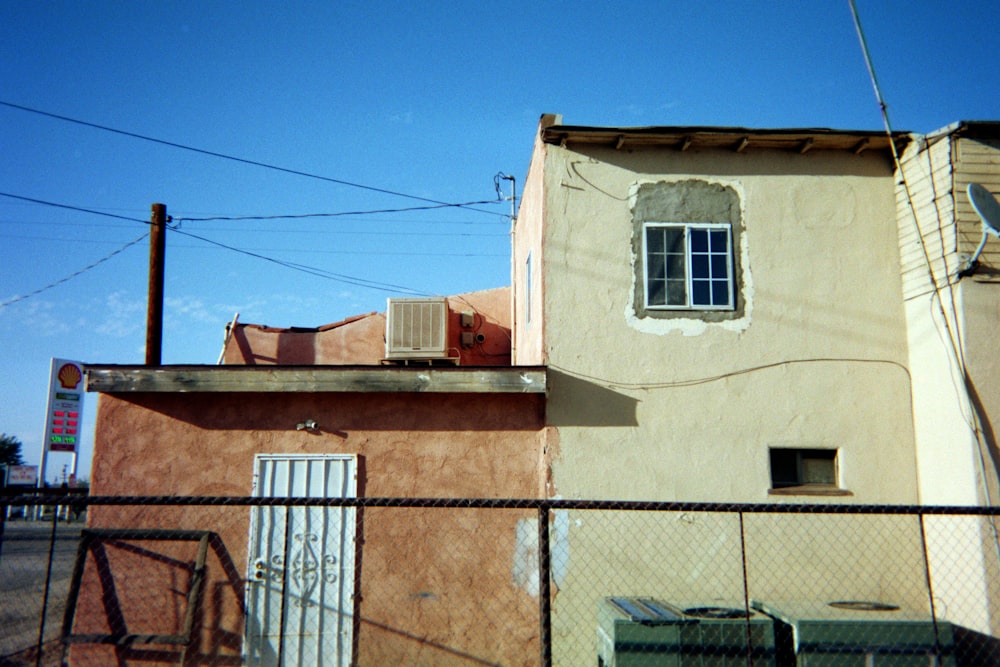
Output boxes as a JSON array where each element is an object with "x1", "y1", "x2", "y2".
[{"x1": 386, "y1": 298, "x2": 448, "y2": 359}]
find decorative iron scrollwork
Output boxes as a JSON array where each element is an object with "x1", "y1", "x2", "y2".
[{"x1": 287, "y1": 533, "x2": 338, "y2": 607}]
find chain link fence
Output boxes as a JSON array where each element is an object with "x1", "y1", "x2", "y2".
[{"x1": 1, "y1": 495, "x2": 1000, "y2": 666}]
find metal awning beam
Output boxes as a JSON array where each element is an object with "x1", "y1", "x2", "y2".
[{"x1": 84, "y1": 365, "x2": 547, "y2": 394}]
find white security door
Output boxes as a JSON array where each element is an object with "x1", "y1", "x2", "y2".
[{"x1": 245, "y1": 454, "x2": 357, "y2": 667}]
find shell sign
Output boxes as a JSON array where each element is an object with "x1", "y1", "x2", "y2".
[
  {"x1": 44, "y1": 358, "x2": 85, "y2": 454},
  {"x1": 57, "y1": 362, "x2": 82, "y2": 390}
]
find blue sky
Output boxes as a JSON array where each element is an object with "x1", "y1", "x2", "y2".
[{"x1": 2, "y1": 1, "x2": 999, "y2": 483}]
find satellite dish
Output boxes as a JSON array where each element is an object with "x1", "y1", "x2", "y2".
[{"x1": 961, "y1": 183, "x2": 1000, "y2": 274}]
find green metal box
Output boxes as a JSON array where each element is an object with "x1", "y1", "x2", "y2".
[
  {"x1": 598, "y1": 597, "x2": 776, "y2": 667},
  {"x1": 753, "y1": 600, "x2": 956, "y2": 666}
]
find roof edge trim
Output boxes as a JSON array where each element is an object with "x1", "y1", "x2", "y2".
[{"x1": 84, "y1": 365, "x2": 547, "y2": 394}]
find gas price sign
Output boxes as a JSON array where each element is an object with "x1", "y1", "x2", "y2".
[{"x1": 43, "y1": 359, "x2": 85, "y2": 453}]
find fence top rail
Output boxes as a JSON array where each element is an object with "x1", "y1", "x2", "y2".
[{"x1": 2, "y1": 494, "x2": 1000, "y2": 516}]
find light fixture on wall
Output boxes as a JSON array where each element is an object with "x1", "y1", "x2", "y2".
[{"x1": 296, "y1": 419, "x2": 319, "y2": 432}]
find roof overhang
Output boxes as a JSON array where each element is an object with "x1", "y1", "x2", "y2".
[
  {"x1": 85, "y1": 365, "x2": 547, "y2": 394},
  {"x1": 925, "y1": 120, "x2": 1000, "y2": 144},
  {"x1": 540, "y1": 123, "x2": 910, "y2": 155}
]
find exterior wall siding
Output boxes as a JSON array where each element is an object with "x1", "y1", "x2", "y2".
[
  {"x1": 957, "y1": 137, "x2": 1000, "y2": 267},
  {"x1": 897, "y1": 135, "x2": 958, "y2": 300}
]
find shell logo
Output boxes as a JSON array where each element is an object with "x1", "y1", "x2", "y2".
[{"x1": 57, "y1": 363, "x2": 82, "y2": 390}]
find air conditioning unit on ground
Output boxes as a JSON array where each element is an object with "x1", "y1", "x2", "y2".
[
  {"x1": 752, "y1": 600, "x2": 956, "y2": 666},
  {"x1": 385, "y1": 297, "x2": 450, "y2": 361},
  {"x1": 598, "y1": 597, "x2": 776, "y2": 666}
]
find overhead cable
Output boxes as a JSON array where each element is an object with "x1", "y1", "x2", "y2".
[
  {"x1": 0, "y1": 233, "x2": 149, "y2": 308},
  {"x1": 0, "y1": 99, "x2": 506, "y2": 217},
  {"x1": 0, "y1": 191, "x2": 431, "y2": 295},
  {"x1": 0, "y1": 191, "x2": 150, "y2": 225},
  {"x1": 849, "y1": 0, "x2": 1000, "y2": 532},
  {"x1": 174, "y1": 199, "x2": 505, "y2": 223}
]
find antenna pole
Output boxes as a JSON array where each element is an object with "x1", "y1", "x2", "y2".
[{"x1": 145, "y1": 203, "x2": 167, "y2": 365}]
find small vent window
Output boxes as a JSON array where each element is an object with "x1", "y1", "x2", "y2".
[{"x1": 769, "y1": 448, "x2": 849, "y2": 496}]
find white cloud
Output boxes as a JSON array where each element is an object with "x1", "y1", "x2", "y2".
[
  {"x1": 387, "y1": 111, "x2": 414, "y2": 125},
  {"x1": 0, "y1": 298, "x2": 73, "y2": 336},
  {"x1": 94, "y1": 292, "x2": 145, "y2": 337},
  {"x1": 165, "y1": 296, "x2": 218, "y2": 325}
]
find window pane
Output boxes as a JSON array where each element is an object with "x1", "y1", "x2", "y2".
[
  {"x1": 691, "y1": 280, "x2": 710, "y2": 305},
  {"x1": 711, "y1": 280, "x2": 730, "y2": 306},
  {"x1": 689, "y1": 229, "x2": 708, "y2": 252},
  {"x1": 709, "y1": 230, "x2": 728, "y2": 252},
  {"x1": 711, "y1": 254, "x2": 729, "y2": 279},
  {"x1": 802, "y1": 456, "x2": 836, "y2": 485},
  {"x1": 647, "y1": 253, "x2": 665, "y2": 281},
  {"x1": 691, "y1": 254, "x2": 709, "y2": 278},
  {"x1": 648, "y1": 281, "x2": 666, "y2": 306},
  {"x1": 665, "y1": 228, "x2": 685, "y2": 254},
  {"x1": 646, "y1": 228, "x2": 665, "y2": 253},
  {"x1": 666, "y1": 253, "x2": 685, "y2": 279},
  {"x1": 770, "y1": 450, "x2": 799, "y2": 487},
  {"x1": 666, "y1": 279, "x2": 686, "y2": 305}
]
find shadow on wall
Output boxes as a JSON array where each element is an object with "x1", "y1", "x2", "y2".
[
  {"x1": 228, "y1": 327, "x2": 319, "y2": 365},
  {"x1": 965, "y1": 375, "x2": 1000, "y2": 495},
  {"x1": 360, "y1": 617, "x2": 505, "y2": 667},
  {"x1": 545, "y1": 369, "x2": 638, "y2": 427},
  {"x1": 64, "y1": 531, "x2": 245, "y2": 666},
  {"x1": 276, "y1": 330, "x2": 316, "y2": 365},
  {"x1": 106, "y1": 392, "x2": 545, "y2": 433}
]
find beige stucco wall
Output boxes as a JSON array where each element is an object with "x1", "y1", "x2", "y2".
[
  {"x1": 515, "y1": 136, "x2": 929, "y2": 665},
  {"x1": 532, "y1": 141, "x2": 917, "y2": 505},
  {"x1": 512, "y1": 129, "x2": 548, "y2": 367}
]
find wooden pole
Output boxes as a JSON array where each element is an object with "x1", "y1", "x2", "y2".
[{"x1": 145, "y1": 203, "x2": 167, "y2": 365}]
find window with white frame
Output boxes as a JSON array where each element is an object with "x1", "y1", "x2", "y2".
[
  {"x1": 643, "y1": 222, "x2": 734, "y2": 310},
  {"x1": 525, "y1": 252, "x2": 533, "y2": 328}
]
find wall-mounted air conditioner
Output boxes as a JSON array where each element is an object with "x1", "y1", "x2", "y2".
[{"x1": 385, "y1": 297, "x2": 449, "y2": 360}]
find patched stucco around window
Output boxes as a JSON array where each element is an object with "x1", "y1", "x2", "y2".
[{"x1": 627, "y1": 179, "x2": 753, "y2": 334}]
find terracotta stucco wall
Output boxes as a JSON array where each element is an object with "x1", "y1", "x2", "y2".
[
  {"x1": 74, "y1": 390, "x2": 544, "y2": 666},
  {"x1": 222, "y1": 287, "x2": 512, "y2": 366}
]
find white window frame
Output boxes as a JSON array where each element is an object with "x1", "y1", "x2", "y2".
[
  {"x1": 642, "y1": 222, "x2": 734, "y2": 311},
  {"x1": 525, "y1": 252, "x2": 533, "y2": 328}
]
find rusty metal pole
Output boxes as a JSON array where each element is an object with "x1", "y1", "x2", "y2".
[{"x1": 145, "y1": 203, "x2": 167, "y2": 365}]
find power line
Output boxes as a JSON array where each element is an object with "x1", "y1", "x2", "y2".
[
  {"x1": 0, "y1": 191, "x2": 149, "y2": 225},
  {"x1": 169, "y1": 226, "x2": 429, "y2": 295},
  {"x1": 0, "y1": 192, "x2": 434, "y2": 295},
  {"x1": 0, "y1": 234, "x2": 504, "y2": 256},
  {"x1": 0, "y1": 100, "x2": 507, "y2": 217},
  {"x1": 174, "y1": 200, "x2": 504, "y2": 223},
  {"x1": 0, "y1": 233, "x2": 148, "y2": 308}
]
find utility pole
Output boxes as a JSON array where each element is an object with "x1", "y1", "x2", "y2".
[{"x1": 145, "y1": 203, "x2": 167, "y2": 365}]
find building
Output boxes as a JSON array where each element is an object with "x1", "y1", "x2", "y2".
[
  {"x1": 77, "y1": 289, "x2": 547, "y2": 666},
  {"x1": 510, "y1": 115, "x2": 1000, "y2": 658},
  {"x1": 76, "y1": 117, "x2": 1000, "y2": 665}
]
